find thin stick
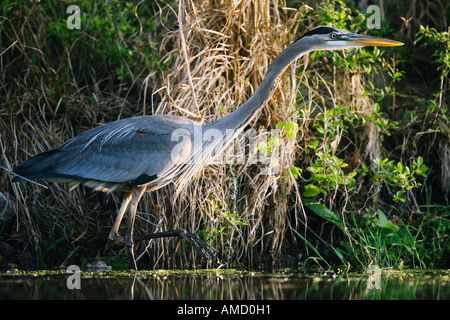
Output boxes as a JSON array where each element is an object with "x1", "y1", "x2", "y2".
[{"x1": 0, "y1": 166, "x2": 49, "y2": 189}]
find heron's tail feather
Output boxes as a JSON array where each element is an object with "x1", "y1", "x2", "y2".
[{"x1": 12, "y1": 150, "x2": 61, "y2": 182}]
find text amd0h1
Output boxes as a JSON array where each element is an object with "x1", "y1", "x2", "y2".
[{"x1": 177, "y1": 304, "x2": 271, "y2": 316}]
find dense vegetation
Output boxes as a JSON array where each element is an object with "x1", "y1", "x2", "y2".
[{"x1": 0, "y1": 0, "x2": 448, "y2": 270}]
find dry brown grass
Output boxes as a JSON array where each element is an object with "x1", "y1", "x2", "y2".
[{"x1": 136, "y1": 0, "x2": 315, "y2": 268}]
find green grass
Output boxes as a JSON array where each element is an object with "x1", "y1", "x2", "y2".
[{"x1": 294, "y1": 193, "x2": 449, "y2": 270}]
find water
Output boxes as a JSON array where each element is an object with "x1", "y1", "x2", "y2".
[{"x1": 0, "y1": 269, "x2": 448, "y2": 300}]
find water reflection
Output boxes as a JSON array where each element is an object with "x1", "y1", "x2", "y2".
[{"x1": 0, "y1": 270, "x2": 448, "y2": 300}]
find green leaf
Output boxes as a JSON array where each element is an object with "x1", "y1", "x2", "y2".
[
  {"x1": 303, "y1": 184, "x2": 327, "y2": 197},
  {"x1": 376, "y1": 209, "x2": 399, "y2": 232},
  {"x1": 289, "y1": 166, "x2": 302, "y2": 179},
  {"x1": 418, "y1": 164, "x2": 429, "y2": 175},
  {"x1": 257, "y1": 141, "x2": 271, "y2": 154},
  {"x1": 269, "y1": 135, "x2": 282, "y2": 146},
  {"x1": 417, "y1": 156, "x2": 423, "y2": 166},
  {"x1": 309, "y1": 140, "x2": 319, "y2": 149},
  {"x1": 276, "y1": 121, "x2": 299, "y2": 140},
  {"x1": 310, "y1": 173, "x2": 326, "y2": 182},
  {"x1": 303, "y1": 198, "x2": 345, "y2": 232},
  {"x1": 315, "y1": 123, "x2": 324, "y2": 134}
]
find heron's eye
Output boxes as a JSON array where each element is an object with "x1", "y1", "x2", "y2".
[{"x1": 330, "y1": 33, "x2": 337, "y2": 39}]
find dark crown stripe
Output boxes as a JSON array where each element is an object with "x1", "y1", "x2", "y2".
[
  {"x1": 291, "y1": 26, "x2": 338, "y2": 44},
  {"x1": 304, "y1": 26, "x2": 337, "y2": 36}
]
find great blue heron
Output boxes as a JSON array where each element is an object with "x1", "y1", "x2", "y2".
[{"x1": 12, "y1": 26, "x2": 403, "y2": 270}]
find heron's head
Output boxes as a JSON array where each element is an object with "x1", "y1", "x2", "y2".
[{"x1": 295, "y1": 26, "x2": 404, "y2": 51}]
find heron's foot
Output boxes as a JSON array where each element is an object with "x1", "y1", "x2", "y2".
[
  {"x1": 108, "y1": 231, "x2": 139, "y2": 270},
  {"x1": 108, "y1": 230, "x2": 123, "y2": 242},
  {"x1": 134, "y1": 229, "x2": 215, "y2": 260},
  {"x1": 173, "y1": 230, "x2": 215, "y2": 260}
]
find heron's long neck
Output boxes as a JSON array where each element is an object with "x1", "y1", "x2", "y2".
[
  {"x1": 170, "y1": 40, "x2": 311, "y2": 194},
  {"x1": 208, "y1": 40, "x2": 311, "y2": 132}
]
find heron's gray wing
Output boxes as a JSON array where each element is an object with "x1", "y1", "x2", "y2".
[{"x1": 13, "y1": 115, "x2": 195, "y2": 185}]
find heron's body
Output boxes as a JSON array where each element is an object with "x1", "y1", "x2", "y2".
[
  {"x1": 12, "y1": 26, "x2": 403, "y2": 269},
  {"x1": 13, "y1": 115, "x2": 198, "y2": 193}
]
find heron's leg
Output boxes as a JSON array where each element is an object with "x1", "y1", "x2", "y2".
[
  {"x1": 108, "y1": 191, "x2": 132, "y2": 241},
  {"x1": 124, "y1": 186, "x2": 146, "y2": 270}
]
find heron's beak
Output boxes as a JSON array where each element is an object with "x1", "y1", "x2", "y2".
[{"x1": 347, "y1": 34, "x2": 404, "y2": 47}]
